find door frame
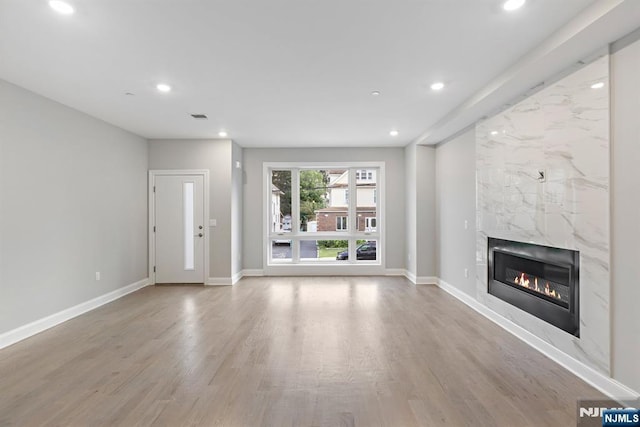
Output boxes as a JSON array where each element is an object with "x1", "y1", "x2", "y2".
[{"x1": 148, "y1": 169, "x2": 210, "y2": 285}]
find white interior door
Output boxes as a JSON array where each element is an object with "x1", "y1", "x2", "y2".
[{"x1": 154, "y1": 174, "x2": 205, "y2": 283}]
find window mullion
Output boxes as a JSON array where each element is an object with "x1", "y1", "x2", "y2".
[
  {"x1": 348, "y1": 168, "x2": 357, "y2": 234},
  {"x1": 348, "y1": 168, "x2": 357, "y2": 263},
  {"x1": 291, "y1": 168, "x2": 300, "y2": 263}
]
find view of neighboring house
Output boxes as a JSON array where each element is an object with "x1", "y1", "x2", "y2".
[
  {"x1": 271, "y1": 184, "x2": 283, "y2": 232},
  {"x1": 315, "y1": 169, "x2": 377, "y2": 232}
]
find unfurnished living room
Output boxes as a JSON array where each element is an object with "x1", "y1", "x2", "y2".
[{"x1": 1, "y1": 0, "x2": 639, "y2": 426}]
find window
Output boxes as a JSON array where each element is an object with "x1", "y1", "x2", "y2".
[
  {"x1": 271, "y1": 170, "x2": 291, "y2": 233},
  {"x1": 365, "y1": 217, "x2": 377, "y2": 232},
  {"x1": 336, "y1": 216, "x2": 347, "y2": 231},
  {"x1": 265, "y1": 163, "x2": 383, "y2": 266},
  {"x1": 183, "y1": 182, "x2": 195, "y2": 270}
]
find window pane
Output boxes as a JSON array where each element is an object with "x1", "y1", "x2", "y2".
[
  {"x1": 299, "y1": 240, "x2": 349, "y2": 262},
  {"x1": 357, "y1": 169, "x2": 377, "y2": 232},
  {"x1": 270, "y1": 239, "x2": 292, "y2": 262},
  {"x1": 299, "y1": 169, "x2": 331, "y2": 232},
  {"x1": 271, "y1": 170, "x2": 291, "y2": 234},
  {"x1": 355, "y1": 240, "x2": 377, "y2": 262},
  {"x1": 327, "y1": 240, "x2": 378, "y2": 262},
  {"x1": 312, "y1": 169, "x2": 349, "y2": 232},
  {"x1": 183, "y1": 182, "x2": 195, "y2": 270}
]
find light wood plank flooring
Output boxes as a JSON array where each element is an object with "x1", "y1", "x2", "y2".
[{"x1": 0, "y1": 277, "x2": 604, "y2": 426}]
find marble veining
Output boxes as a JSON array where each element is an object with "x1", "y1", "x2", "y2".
[{"x1": 476, "y1": 56, "x2": 611, "y2": 375}]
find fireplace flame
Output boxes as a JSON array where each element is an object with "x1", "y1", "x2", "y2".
[{"x1": 514, "y1": 272, "x2": 561, "y2": 301}]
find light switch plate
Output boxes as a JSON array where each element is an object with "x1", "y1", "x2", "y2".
[{"x1": 209, "y1": 219, "x2": 217, "y2": 227}]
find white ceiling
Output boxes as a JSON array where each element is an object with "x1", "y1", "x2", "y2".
[{"x1": 0, "y1": 0, "x2": 636, "y2": 147}]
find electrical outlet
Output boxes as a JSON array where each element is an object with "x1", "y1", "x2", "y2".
[
  {"x1": 95, "y1": 272, "x2": 101, "y2": 281},
  {"x1": 464, "y1": 268, "x2": 469, "y2": 278}
]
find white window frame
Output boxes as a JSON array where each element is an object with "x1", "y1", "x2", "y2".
[{"x1": 263, "y1": 162, "x2": 384, "y2": 275}]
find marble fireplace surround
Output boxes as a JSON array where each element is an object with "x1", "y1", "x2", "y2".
[{"x1": 476, "y1": 55, "x2": 610, "y2": 375}]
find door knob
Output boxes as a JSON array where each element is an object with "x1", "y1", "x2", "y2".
[
  {"x1": 199, "y1": 225, "x2": 203, "y2": 229},
  {"x1": 194, "y1": 233, "x2": 203, "y2": 237}
]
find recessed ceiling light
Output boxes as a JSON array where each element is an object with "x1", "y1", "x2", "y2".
[
  {"x1": 430, "y1": 82, "x2": 445, "y2": 91},
  {"x1": 218, "y1": 130, "x2": 228, "y2": 138},
  {"x1": 503, "y1": 0, "x2": 525, "y2": 11},
  {"x1": 389, "y1": 130, "x2": 399, "y2": 137},
  {"x1": 371, "y1": 91, "x2": 381, "y2": 96},
  {"x1": 490, "y1": 131, "x2": 499, "y2": 136},
  {"x1": 156, "y1": 83, "x2": 171, "y2": 93},
  {"x1": 49, "y1": 0, "x2": 74, "y2": 15},
  {"x1": 591, "y1": 82, "x2": 605, "y2": 89}
]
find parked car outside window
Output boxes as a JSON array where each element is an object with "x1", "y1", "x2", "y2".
[{"x1": 336, "y1": 241, "x2": 376, "y2": 260}]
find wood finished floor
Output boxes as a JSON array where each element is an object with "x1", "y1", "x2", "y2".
[{"x1": 0, "y1": 277, "x2": 604, "y2": 426}]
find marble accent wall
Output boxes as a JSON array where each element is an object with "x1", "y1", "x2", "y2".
[{"x1": 476, "y1": 56, "x2": 610, "y2": 374}]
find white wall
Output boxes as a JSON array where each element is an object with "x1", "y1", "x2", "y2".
[
  {"x1": 434, "y1": 128, "x2": 477, "y2": 295},
  {"x1": 242, "y1": 147, "x2": 405, "y2": 271},
  {"x1": 404, "y1": 144, "x2": 417, "y2": 276},
  {"x1": 0, "y1": 80, "x2": 148, "y2": 334},
  {"x1": 405, "y1": 144, "x2": 437, "y2": 280},
  {"x1": 610, "y1": 33, "x2": 640, "y2": 393},
  {"x1": 148, "y1": 139, "x2": 233, "y2": 280},
  {"x1": 416, "y1": 145, "x2": 436, "y2": 278}
]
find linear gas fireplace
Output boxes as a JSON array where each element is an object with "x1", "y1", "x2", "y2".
[{"x1": 488, "y1": 238, "x2": 580, "y2": 337}]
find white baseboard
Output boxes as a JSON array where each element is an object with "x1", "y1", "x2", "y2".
[
  {"x1": 0, "y1": 278, "x2": 150, "y2": 350},
  {"x1": 243, "y1": 268, "x2": 419, "y2": 279},
  {"x1": 402, "y1": 270, "x2": 438, "y2": 285},
  {"x1": 208, "y1": 272, "x2": 246, "y2": 285},
  {"x1": 404, "y1": 270, "x2": 417, "y2": 284},
  {"x1": 231, "y1": 271, "x2": 243, "y2": 285},
  {"x1": 206, "y1": 277, "x2": 233, "y2": 286},
  {"x1": 241, "y1": 269, "x2": 264, "y2": 277},
  {"x1": 385, "y1": 268, "x2": 406, "y2": 276},
  {"x1": 436, "y1": 278, "x2": 640, "y2": 401}
]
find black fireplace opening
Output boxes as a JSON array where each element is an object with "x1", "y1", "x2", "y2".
[{"x1": 488, "y1": 238, "x2": 580, "y2": 337}]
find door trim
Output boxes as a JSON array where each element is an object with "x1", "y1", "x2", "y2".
[{"x1": 149, "y1": 170, "x2": 210, "y2": 285}]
